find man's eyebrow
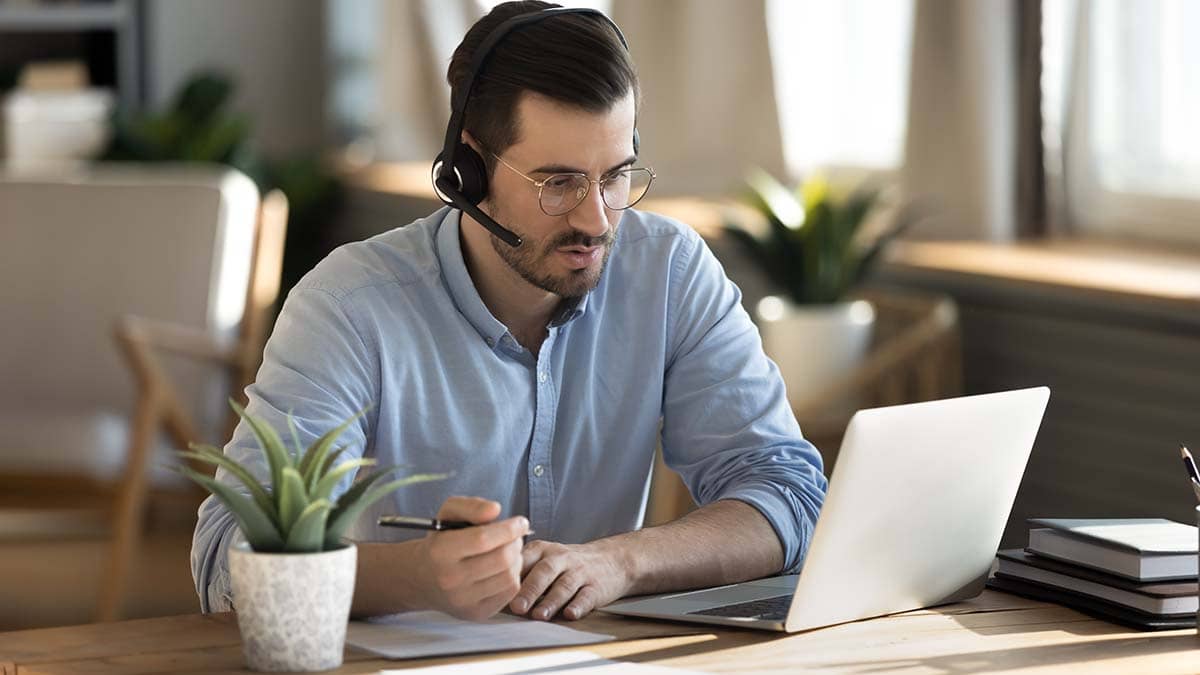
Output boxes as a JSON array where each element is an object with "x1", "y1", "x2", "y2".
[{"x1": 530, "y1": 155, "x2": 638, "y2": 176}]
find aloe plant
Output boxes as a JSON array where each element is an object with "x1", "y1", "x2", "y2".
[
  {"x1": 723, "y1": 169, "x2": 916, "y2": 305},
  {"x1": 179, "y1": 400, "x2": 445, "y2": 553}
]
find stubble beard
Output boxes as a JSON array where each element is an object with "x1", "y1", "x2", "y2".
[{"x1": 486, "y1": 204, "x2": 617, "y2": 299}]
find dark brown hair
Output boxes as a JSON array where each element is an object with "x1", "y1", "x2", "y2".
[{"x1": 446, "y1": 1, "x2": 639, "y2": 176}]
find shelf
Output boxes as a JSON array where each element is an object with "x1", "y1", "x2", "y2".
[{"x1": 0, "y1": 3, "x2": 127, "y2": 32}]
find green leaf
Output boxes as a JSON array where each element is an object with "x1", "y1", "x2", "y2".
[
  {"x1": 284, "y1": 499, "x2": 333, "y2": 553},
  {"x1": 277, "y1": 466, "x2": 310, "y2": 534},
  {"x1": 325, "y1": 472, "x2": 448, "y2": 549},
  {"x1": 179, "y1": 468, "x2": 284, "y2": 552},
  {"x1": 286, "y1": 411, "x2": 303, "y2": 463},
  {"x1": 312, "y1": 458, "x2": 377, "y2": 502},
  {"x1": 229, "y1": 399, "x2": 291, "y2": 490},
  {"x1": 181, "y1": 445, "x2": 277, "y2": 527},
  {"x1": 298, "y1": 409, "x2": 368, "y2": 490}
]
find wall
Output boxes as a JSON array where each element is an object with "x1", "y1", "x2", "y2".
[{"x1": 145, "y1": 0, "x2": 326, "y2": 157}]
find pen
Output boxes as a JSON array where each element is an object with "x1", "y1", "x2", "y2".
[
  {"x1": 1179, "y1": 444, "x2": 1200, "y2": 504},
  {"x1": 378, "y1": 516, "x2": 472, "y2": 531},
  {"x1": 378, "y1": 515, "x2": 536, "y2": 535}
]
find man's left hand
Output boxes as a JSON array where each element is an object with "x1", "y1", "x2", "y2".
[{"x1": 509, "y1": 539, "x2": 633, "y2": 620}]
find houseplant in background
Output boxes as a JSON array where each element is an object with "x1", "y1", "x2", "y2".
[
  {"x1": 101, "y1": 71, "x2": 341, "y2": 303},
  {"x1": 723, "y1": 168, "x2": 914, "y2": 407},
  {"x1": 180, "y1": 401, "x2": 443, "y2": 672}
]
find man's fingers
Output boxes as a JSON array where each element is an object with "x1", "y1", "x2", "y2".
[
  {"x1": 562, "y1": 585, "x2": 600, "y2": 621},
  {"x1": 451, "y1": 537, "x2": 522, "y2": 586},
  {"x1": 510, "y1": 557, "x2": 563, "y2": 616},
  {"x1": 433, "y1": 516, "x2": 529, "y2": 560},
  {"x1": 520, "y1": 540, "x2": 546, "y2": 575},
  {"x1": 436, "y1": 496, "x2": 502, "y2": 524},
  {"x1": 529, "y1": 570, "x2": 584, "y2": 621}
]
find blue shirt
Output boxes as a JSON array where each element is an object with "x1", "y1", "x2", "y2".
[{"x1": 191, "y1": 207, "x2": 827, "y2": 611}]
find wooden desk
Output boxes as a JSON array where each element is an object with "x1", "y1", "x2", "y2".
[{"x1": 2, "y1": 591, "x2": 1198, "y2": 674}]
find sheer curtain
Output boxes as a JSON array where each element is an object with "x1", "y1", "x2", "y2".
[
  {"x1": 1044, "y1": 0, "x2": 1200, "y2": 244},
  {"x1": 765, "y1": 0, "x2": 914, "y2": 179}
]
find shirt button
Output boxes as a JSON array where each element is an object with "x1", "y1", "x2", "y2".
[
  {"x1": 538, "y1": 371, "x2": 548, "y2": 383},
  {"x1": 485, "y1": 337, "x2": 494, "y2": 347},
  {"x1": 533, "y1": 464, "x2": 545, "y2": 477}
]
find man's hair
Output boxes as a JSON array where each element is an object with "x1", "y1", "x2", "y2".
[{"x1": 446, "y1": 1, "x2": 639, "y2": 176}]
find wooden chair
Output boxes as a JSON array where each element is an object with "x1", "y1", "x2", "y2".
[
  {"x1": 98, "y1": 189, "x2": 288, "y2": 621},
  {"x1": 0, "y1": 167, "x2": 286, "y2": 623}
]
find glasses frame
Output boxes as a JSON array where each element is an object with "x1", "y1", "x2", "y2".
[{"x1": 491, "y1": 153, "x2": 656, "y2": 216}]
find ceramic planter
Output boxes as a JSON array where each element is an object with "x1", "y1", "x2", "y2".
[
  {"x1": 229, "y1": 542, "x2": 357, "y2": 672},
  {"x1": 756, "y1": 297, "x2": 876, "y2": 407}
]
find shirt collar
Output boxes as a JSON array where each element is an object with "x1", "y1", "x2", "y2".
[
  {"x1": 435, "y1": 209, "x2": 590, "y2": 349},
  {"x1": 436, "y1": 209, "x2": 509, "y2": 348}
]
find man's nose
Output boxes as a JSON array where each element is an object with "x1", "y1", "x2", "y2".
[{"x1": 566, "y1": 182, "x2": 610, "y2": 239}]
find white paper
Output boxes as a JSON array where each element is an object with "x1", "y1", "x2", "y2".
[
  {"x1": 346, "y1": 611, "x2": 614, "y2": 660},
  {"x1": 379, "y1": 649, "x2": 705, "y2": 674}
]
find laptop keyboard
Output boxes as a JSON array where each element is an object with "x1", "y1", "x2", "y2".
[{"x1": 687, "y1": 594, "x2": 793, "y2": 621}]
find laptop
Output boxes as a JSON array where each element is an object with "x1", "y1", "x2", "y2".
[{"x1": 603, "y1": 387, "x2": 1050, "y2": 632}]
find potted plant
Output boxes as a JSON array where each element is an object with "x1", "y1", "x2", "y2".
[
  {"x1": 723, "y1": 169, "x2": 913, "y2": 406},
  {"x1": 179, "y1": 401, "x2": 443, "y2": 672}
]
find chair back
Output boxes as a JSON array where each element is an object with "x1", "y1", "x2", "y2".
[{"x1": 0, "y1": 165, "x2": 260, "y2": 453}]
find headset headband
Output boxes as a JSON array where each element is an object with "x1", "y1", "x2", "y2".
[{"x1": 439, "y1": 8, "x2": 630, "y2": 181}]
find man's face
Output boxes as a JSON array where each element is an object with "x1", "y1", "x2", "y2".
[{"x1": 481, "y1": 91, "x2": 637, "y2": 299}]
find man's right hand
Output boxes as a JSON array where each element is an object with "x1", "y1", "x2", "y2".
[{"x1": 415, "y1": 496, "x2": 529, "y2": 621}]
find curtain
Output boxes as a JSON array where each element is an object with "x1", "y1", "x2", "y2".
[
  {"x1": 604, "y1": 0, "x2": 788, "y2": 197},
  {"x1": 901, "y1": 0, "x2": 1021, "y2": 241},
  {"x1": 329, "y1": 0, "x2": 478, "y2": 162}
]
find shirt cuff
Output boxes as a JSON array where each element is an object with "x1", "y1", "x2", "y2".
[{"x1": 719, "y1": 481, "x2": 817, "y2": 574}]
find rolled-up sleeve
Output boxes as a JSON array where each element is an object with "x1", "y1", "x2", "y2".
[
  {"x1": 191, "y1": 285, "x2": 378, "y2": 611},
  {"x1": 660, "y1": 232, "x2": 828, "y2": 574}
]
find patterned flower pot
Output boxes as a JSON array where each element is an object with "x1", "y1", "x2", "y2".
[{"x1": 229, "y1": 542, "x2": 357, "y2": 672}]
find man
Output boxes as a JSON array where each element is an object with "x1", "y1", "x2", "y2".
[{"x1": 192, "y1": 0, "x2": 827, "y2": 622}]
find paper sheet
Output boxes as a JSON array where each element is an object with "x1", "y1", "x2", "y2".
[
  {"x1": 346, "y1": 611, "x2": 614, "y2": 660},
  {"x1": 379, "y1": 649, "x2": 704, "y2": 673}
]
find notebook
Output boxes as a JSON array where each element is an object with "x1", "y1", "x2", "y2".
[
  {"x1": 986, "y1": 575, "x2": 1195, "y2": 630},
  {"x1": 1026, "y1": 518, "x2": 1198, "y2": 581},
  {"x1": 995, "y1": 549, "x2": 1197, "y2": 615}
]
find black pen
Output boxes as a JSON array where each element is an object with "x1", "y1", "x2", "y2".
[
  {"x1": 378, "y1": 515, "x2": 536, "y2": 535},
  {"x1": 1179, "y1": 444, "x2": 1200, "y2": 504},
  {"x1": 378, "y1": 516, "x2": 472, "y2": 531}
]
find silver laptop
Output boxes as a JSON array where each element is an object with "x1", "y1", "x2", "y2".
[{"x1": 603, "y1": 387, "x2": 1050, "y2": 632}]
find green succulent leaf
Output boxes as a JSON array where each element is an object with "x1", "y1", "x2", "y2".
[
  {"x1": 286, "y1": 411, "x2": 303, "y2": 463},
  {"x1": 325, "y1": 472, "x2": 449, "y2": 549},
  {"x1": 181, "y1": 445, "x2": 277, "y2": 527},
  {"x1": 230, "y1": 399, "x2": 292, "y2": 489},
  {"x1": 313, "y1": 458, "x2": 377, "y2": 502},
  {"x1": 277, "y1": 466, "x2": 310, "y2": 533},
  {"x1": 298, "y1": 409, "x2": 368, "y2": 490},
  {"x1": 179, "y1": 468, "x2": 284, "y2": 552},
  {"x1": 284, "y1": 499, "x2": 333, "y2": 553}
]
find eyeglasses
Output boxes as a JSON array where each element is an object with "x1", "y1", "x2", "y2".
[{"x1": 492, "y1": 153, "x2": 656, "y2": 216}]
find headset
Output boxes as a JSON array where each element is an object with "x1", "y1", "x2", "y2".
[{"x1": 432, "y1": 7, "x2": 638, "y2": 248}]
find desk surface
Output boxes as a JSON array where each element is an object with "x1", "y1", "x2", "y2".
[{"x1": 2, "y1": 590, "x2": 1198, "y2": 674}]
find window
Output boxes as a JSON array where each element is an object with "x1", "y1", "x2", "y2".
[
  {"x1": 765, "y1": 0, "x2": 915, "y2": 178},
  {"x1": 1044, "y1": 0, "x2": 1200, "y2": 242}
]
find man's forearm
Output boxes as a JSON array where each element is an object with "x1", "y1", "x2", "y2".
[
  {"x1": 351, "y1": 539, "x2": 430, "y2": 617},
  {"x1": 599, "y1": 499, "x2": 785, "y2": 597}
]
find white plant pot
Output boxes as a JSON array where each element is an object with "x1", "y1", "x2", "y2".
[
  {"x1": 756, "y1": 296, "x2": 876, "y2": 408},
  {"x1": 229, "y1": 542, "x2": 357, "y2": 672}
]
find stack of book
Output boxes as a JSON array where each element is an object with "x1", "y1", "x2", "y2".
[{"x1": 987, "y1": 518, "x2": 1199, "y2": 630}]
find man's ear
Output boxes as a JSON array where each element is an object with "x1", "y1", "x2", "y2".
[{"x1": 462, "y1": 130, "x2": 483, "y2": 155}]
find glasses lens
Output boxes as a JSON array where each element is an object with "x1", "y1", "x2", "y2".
[
  {"x1": 540, "y1": 174, "x2": 590, "y2": 216},
  {"x1": 602, "y1": 169, "x2": 654, "y2": 210}
]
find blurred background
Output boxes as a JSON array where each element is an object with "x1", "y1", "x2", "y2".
[{"x1": 1, "y1": 0, "x2": 1198, "y2": 630}]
